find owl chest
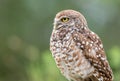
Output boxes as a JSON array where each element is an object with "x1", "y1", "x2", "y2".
[
  {"x1": 51, "y1": 35, "x2": 77, "y2": 79},
  {"x1": 51, "y1": 31, "x2": 95, "y2": 80},
  {"x1": 51, "y1": 32, "x2": 81, "y2": 76},
  {"x1": 51, "y1": 32, "x2": 74, "y2": 60}
]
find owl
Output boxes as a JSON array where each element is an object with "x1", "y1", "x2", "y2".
[{"x1": 50, "y1": 10, "x2": 113, "y2": 81}]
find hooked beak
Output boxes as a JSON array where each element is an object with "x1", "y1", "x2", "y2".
[{"x1": 53, "y1": 21, "x2": 63, "y2": 30}]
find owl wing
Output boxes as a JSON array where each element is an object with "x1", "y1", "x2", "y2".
[{"x1": 72, "y1": 30, "x2": 113, "y2": 81}]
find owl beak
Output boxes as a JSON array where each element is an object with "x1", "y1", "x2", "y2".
[
  {"x1": 54, "y1": 22, "x2": 63, "y2": 30},
  {"x1": 53, "y1": 18, "x2": 63, "y2": 30}
]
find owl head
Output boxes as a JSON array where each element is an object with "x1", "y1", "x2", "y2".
[{"x1": 53, "y1": 10, "x2": 87, "y2": 30}]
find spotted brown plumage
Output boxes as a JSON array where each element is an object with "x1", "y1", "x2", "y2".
[{"x1": 50, "y1": 10, "x2": 113, "y2": 81}]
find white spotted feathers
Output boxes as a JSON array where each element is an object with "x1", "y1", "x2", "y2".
[{"x1": 50, "y1": 10, "x2": 113, "y2": 81}]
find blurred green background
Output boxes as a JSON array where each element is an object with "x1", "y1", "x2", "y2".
[{"x1": 0, "y1": 0, "x2": 120, "y2": 81}]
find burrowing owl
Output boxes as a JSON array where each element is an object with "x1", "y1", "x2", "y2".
[{"x1": 50, "y1": 10, "x2": 113, "y2": 81}]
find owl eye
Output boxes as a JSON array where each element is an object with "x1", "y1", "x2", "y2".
[{"x1": 61, "y1": 17, "x2": 69, "y2": 22}]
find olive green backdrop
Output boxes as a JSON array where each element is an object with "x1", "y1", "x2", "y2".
[{"x1": 0, "y1": 0, "x2": 120, "y2": 81}]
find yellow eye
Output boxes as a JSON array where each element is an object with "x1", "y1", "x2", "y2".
[{"x1": 61, "y1": 17, "x2": 69, "y2": 22}]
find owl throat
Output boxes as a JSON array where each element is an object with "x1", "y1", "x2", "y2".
[{"x1": 54, "y1": 25, "x2": 88, "y2": 41}]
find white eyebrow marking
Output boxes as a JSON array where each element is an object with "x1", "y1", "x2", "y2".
[{"x1": 54, "y1": 18, "x2": 59, "y2": 22}]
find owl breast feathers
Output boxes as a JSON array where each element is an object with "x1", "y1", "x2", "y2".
[{"x1": 50, "y1": 10, "x2": 113, "y2": 81}]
